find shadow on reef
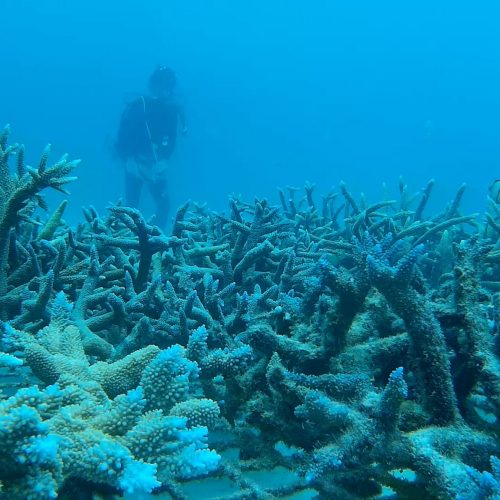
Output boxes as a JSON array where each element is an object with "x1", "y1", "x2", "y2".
[{"x1": 0, "y1": 126, "x2": 499, "y2": 499}]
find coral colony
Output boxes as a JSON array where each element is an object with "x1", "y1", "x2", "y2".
[{"x1": 0, "y1": 125, "x2": 499, "y2": 499}]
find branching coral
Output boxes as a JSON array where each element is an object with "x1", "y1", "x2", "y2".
[
  {"x1": 0, "y1": 378, "x2": 219, "y2": 498},
  {"x1": 0, "y1": 126, "x2": 78, "y2": 321},
  {"x1": 0, "y1": 128, "x2": 498, "y2": 499}
]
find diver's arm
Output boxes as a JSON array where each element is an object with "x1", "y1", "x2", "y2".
[{"x1": 115, "y1": 99, "x2": 143, "y2": 162}]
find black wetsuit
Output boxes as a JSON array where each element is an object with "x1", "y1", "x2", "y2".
[{"x1": 115, "y1": 95, "x2": 179, "y2": 227}]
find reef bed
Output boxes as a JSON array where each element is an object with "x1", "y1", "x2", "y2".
[{"x1": 0, "y1": 127, "x2": 499, "y2": 499}]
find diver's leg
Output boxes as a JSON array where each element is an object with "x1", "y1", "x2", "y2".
[
  {"x1": 125, "y1": 169, "x2": 143, "y2": 208},
  {"x1": 148, "y1": 177, "x2": 170, "y2": 228}
]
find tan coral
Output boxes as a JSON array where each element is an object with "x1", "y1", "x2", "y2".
[
  {"x1": 90, "y1": 345, "x2": 161, "y2": 398},
  {"x1": 169, "y1": 398, "x2": 220, "y2": 429}
]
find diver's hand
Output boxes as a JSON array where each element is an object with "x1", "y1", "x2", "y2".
[
  {"x1": 182, "y1": 126, "x2": 188, "y2": 136},
  {"x1": 153, "y1": 160, "x2": 169, "y2": 178}
]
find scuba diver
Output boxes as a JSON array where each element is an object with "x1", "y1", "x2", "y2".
[{"x1": 115, "y1": 65, "x2": 187, "y2": 228}]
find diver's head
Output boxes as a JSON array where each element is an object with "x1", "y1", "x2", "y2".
[{"x1": 149, "y1": 65, "x2": 176, "y2": 98}]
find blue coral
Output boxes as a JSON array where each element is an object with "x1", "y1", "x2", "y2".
[{"x1": 0, "y1": 129, "x2": 498, "y2": 499}]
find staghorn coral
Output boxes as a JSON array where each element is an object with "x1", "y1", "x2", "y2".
[
  {"x1": 0, "y1": 126, "x2": 78, "y2": 322},
  {"x1": 0, "y1": 127, "x2": 499, "y2": 498}
]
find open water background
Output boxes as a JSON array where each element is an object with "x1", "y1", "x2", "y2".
[{"x1": 0, "y1": 0, "x2": 499, "y2": 224}]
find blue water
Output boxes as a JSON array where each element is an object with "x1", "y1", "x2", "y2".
[
  {"x1": 1, "y1": 0, "x2": 499, "y2": 224},
  {"x1": 1, "y1": 3, "x2": 499, "y2": 498}
]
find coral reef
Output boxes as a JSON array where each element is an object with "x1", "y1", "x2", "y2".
[{"x1": 0, "y1": 128, "x2": 499, "y2": 499}]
